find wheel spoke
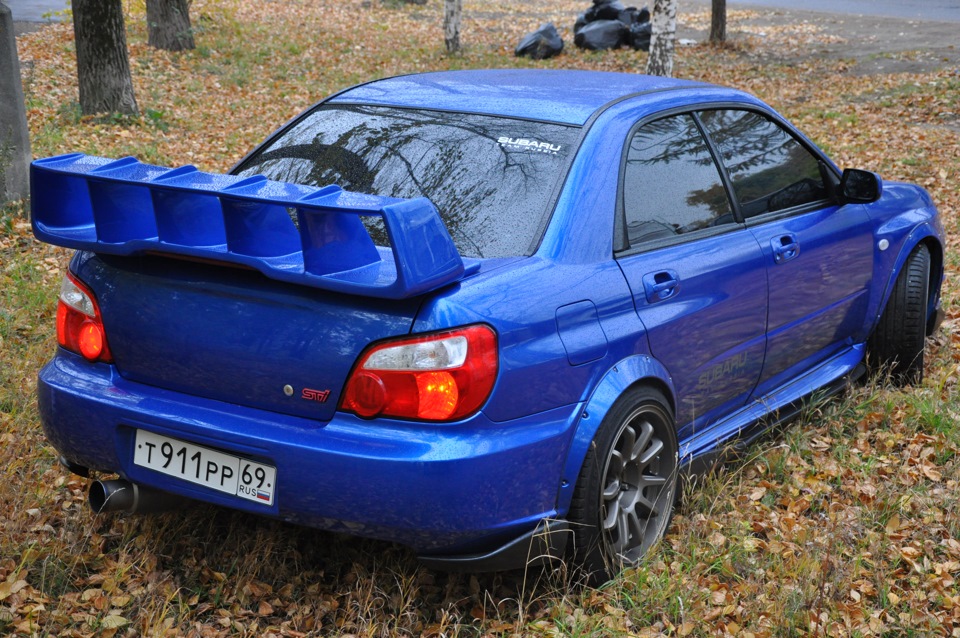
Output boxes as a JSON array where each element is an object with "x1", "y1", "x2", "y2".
[
  {"x1": 639, "y1": 438, "x2": 664, "y2": 467},
  {"x1": 630, "y1": 420, "x2": 653, "y2": 462},
  {"x1": 618, "y1": 425, "x2": 636, "y2": 463},
  {"x1": 615, "y1": 505, "x2": 630, "y2": 549},
  {"x1": 602, "y1": 478, "x2": 621, "y2": 500},
  {"x1": 608, "y1": 449, "x2": 624, "y2": 477},
  {"x1": 626, "y1": 507, "x2": 644, "y2": 542},
  {"x1": 602, "y1": 498, "x2": 621, "y2": 531},
  {"x1": 635, "y1": 492, "x2": 661, "y2": 517},
  {"x1": 638, "y1": 474, "x2": 667, "y2": 488}
]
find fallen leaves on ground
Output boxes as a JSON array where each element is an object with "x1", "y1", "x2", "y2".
[{"x1": 3, "y1": 0, "x2": 959, "y2": 635}]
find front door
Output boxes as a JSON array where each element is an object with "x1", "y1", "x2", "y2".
[{"x1": 697, "y1": 108, "x2": 873, "y2": 397}]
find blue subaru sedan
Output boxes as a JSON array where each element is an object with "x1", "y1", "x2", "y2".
[{"x1": 32, "y1": 70, "x2": 944, "y2": 581}]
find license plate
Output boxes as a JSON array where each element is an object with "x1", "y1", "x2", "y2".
[{"x1": 133, "y1": 430, "x2": 276, "y2": 506}]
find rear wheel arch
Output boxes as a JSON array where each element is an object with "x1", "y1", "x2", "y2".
[
  {"x1": 556, "y1": 356, "x2": 676, "y2": 516},
  {"x1": 567, "y1": 384, "x2": 679, "y2": 583}
]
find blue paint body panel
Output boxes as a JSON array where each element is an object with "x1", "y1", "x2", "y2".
[
  {"x1": 32, "y1": 70, "x2": 945, "y2": 564},
  {"x1": 330, "y1": 69, "x2": 708, "y2": 126}
]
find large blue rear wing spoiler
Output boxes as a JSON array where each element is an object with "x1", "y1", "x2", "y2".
[{"x1": 30, "y1": 154, "x2": 468, "y2": 299}]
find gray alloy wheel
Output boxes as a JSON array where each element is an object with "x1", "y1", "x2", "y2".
[
  {"x1": 569, "y1": 387, "x2": 678, "y2": 583},
  {"x1": 869, "y1": 244, "x2": 931, "y2": 385},
  {"x1": 600, "y1": 404, "x2": 676, "y2": 562}
]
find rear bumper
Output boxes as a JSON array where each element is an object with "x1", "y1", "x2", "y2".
[{"x1": 38, "y1": 351, "x2": 580, "y2": 556}]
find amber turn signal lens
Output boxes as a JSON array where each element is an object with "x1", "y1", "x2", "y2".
[{"x1": 78, "y1": 321, "x2": 105, "y2": 361}]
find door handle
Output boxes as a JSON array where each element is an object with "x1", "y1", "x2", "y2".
[
  {"x1": 642, "y1": 270, "x2": 680, "y2": 303},
  {"x1": 771, "y1": 234, "x2": 800, "y2": 264}
]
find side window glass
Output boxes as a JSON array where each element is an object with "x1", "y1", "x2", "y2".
[
  {"x1": 623, "y1": 114, "x2": 734, "y2": 247},
  {"x1": 698, "y1": 109, "x2": 827, "y2": 218}
]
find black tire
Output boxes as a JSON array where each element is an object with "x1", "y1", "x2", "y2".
[
  {"x1": 569, "y1": 386, "x2": 678, "y2": 584},
  {"x1": 869, "y1": 244, "x2": 931, "y2": 385}
]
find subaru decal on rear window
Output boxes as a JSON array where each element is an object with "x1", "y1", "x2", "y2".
[{"x1": 497, "y1": 137, "x2": 563, "y2": 155}]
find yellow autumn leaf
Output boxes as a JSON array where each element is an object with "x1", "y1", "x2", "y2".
[{"x1": 100, "y1": 615, "x2": 130, "y2": 629}]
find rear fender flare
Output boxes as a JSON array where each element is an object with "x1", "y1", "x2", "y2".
[{"x1": 555, "y1": 355, "x2": 676, "y2": 514}]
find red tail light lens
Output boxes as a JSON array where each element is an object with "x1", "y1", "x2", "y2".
[
  {"x1": 341, "y1": 325, "x2": 497, "y2": 422},
  {"x1": 57, "y1": 272, "x2": 113, "y2": 363}
]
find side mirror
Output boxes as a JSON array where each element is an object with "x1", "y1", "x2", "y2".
[{"x1": 839, "y1": 168, "x2": 883, "y2": 204}]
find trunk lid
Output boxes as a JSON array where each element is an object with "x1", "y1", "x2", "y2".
[{"x1": 77, "y1": 252, "x2": 420, "y2": 422}]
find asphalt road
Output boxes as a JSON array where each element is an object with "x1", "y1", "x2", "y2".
[
  {"x1": 5, "y1": 0, "x2": 68, "y2": 22},
  {"x1": 8, "y1": 0, "x2": 960, "y2": 23},
  {"x1": 731, "y1": 0, "x2": 960, "y2": 22}
]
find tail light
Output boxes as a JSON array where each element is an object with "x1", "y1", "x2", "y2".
[
  {"x1": 341, "y1": 325, "x2": 497, "y2": 422},
  {"x1": 56, "y1": 272, "x2": 113, "y2": 363}
]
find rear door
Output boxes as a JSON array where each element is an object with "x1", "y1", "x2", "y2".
[
  {"x1": 615, "y1": 113, "x2": 768, "y2": 438},
  {"x1": 697, "y1": 109, "x2": 873, "y2": 397}
]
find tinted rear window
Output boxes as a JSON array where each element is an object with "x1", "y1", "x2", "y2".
[{"x1": 236, "y1": 105, "x2": 581, "y2": 258}]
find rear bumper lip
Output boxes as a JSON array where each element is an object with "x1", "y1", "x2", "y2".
[
  {"x1": 38, "y1": 352, "x2": 580, "y2": 554},
  {"x1": 418, "y1": 519, "x2": 571, "y2": 572}
]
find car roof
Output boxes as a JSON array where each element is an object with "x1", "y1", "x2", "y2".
[{"x1": 328, "y1": 69, "x2": 714, "y2": 126}]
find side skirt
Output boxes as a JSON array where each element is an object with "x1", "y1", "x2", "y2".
[{"x1": 681, "y1": 344, "x2": 867, "y2": 476}]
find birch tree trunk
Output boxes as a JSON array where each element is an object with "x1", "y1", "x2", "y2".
[
  {"x1": 146, "y1": 0, "x2": 195, "y2": 51},
  {"x1": 709, "y1": 0, "x2": 726, "y2": 43},
  {"x1": 443, "y1": 0, "x2": 462, "y2": 53},
  {"x1": 73, "y1": 0, "x2": 139, "y2": 115},
  {"x1": 645, "y1": 0, "x2": 677, "y2": 77}
]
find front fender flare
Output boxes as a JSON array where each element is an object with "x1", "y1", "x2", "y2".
[
  {"x1": 554, "y1": 355, "x2": 675, "y2": 515},
  {"x1": 869, "y1": 224, "x2": 943, "y2": 337}
]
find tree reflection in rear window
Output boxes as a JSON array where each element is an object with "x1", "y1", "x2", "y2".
[{"x1": 236, "y1": 105, "x2": 581, "y2": 258}]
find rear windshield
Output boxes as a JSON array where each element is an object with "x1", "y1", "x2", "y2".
[{"x1": 235, "y1": 105, "x2": 580, "y2": 258}]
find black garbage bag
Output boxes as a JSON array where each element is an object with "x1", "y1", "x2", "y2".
[
  {"x1": 585, "y1": 0, "x2": 626, "y2": 22},
  {"x1": 618, "y1": 6, "x2": 650, "y2": 25},
  {"x1": 574, "y1": 12, "x2": 587, "y2": 34},
  {"x1": 574, "y1": 19, "x2": 628, "y2": 51},
  {"x1": 515, "y1": 22, "x2": 564, "y2": 59},
  {"x1": 618, "y1": 7, "x2": 640, "y2": 25},
  {"x1": 628, "y1": 20, "x2": 652, "y2": 51},
  {"x1": 515, "y1": 22, "x2": 565, "y2": 59}
]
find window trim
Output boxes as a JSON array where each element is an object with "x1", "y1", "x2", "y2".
[
  {"x1": 615, "y1": 102, "x2": 841, "y2": 258},
  {"x1": 614, "y1": 106, "x2": 744, "y2": 258},
  {"x1": 695, "y1": 106, "x2": 838, "y2": 224}
]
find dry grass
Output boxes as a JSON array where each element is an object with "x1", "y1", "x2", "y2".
[{"x1": 3, "y1": 0, "x2": 959, "y2": 635}]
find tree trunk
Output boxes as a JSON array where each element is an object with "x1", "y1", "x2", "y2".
[
  {"x1": 146, "y1": 0, "x2": 195, "y2": 51},
  {"x1": 709, "y1": 0, "x2": 726, "y2": 43},
  {"x1": 0, "y1": 3, "x2": 32, "y2": 203},
  {"x1": 73, "y1": 0, "x2": 138, "y2": 115},
  {"x1": 443, "y1": 0, "x2": 462, "y2": 53},
  {"x1": 645, "y1": 0, "x2": 677, "y2": 77}
]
